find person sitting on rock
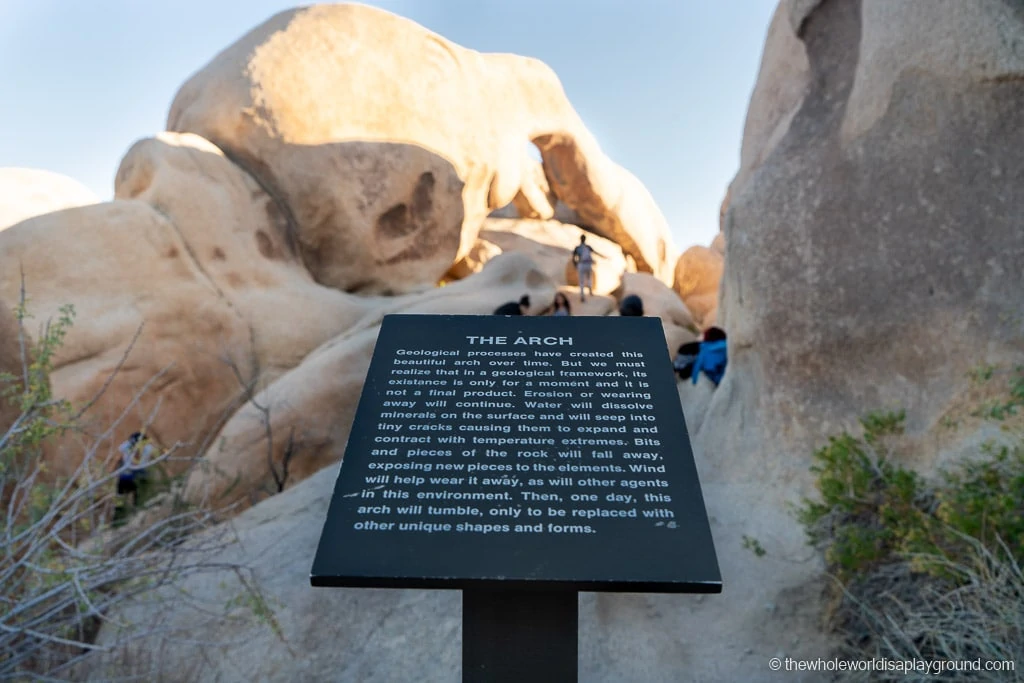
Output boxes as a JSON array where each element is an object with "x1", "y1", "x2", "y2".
[
  {"x1": 691, "y1": 326, "x2": 728, "y2": 387},
  {"x1": 619, "y1": 294, "x2": 644, "y2": 317},
  {"x1": 493, "y1": 294, "x2": 530, "y2": 316},
  {"x1": 673, "y1": 341, "x2": 701, "y2": 380},
  {"x1": 550, "y1": 292, "x2": 571, "y2": 317},
  {"x1": 572, "y1": 234, "x2": 604, "y2": 302}
]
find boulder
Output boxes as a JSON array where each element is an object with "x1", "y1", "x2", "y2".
[
  {"x1": 184, "y1": 253, "x2": 556, "y2": 509},
  {"x1": 444, "y1": 238, "x2": 502, "y2": 281},
  {"x1": 614, "y1": 273, "x2": 698, "y2": 355},
  {"x1": 0, "y1": 201, "x2": 253, "y2": 478},
  {"x1": 683, "y1": 293, "x2": 719, "y2": 329},
  {"x1": 0, "y1": 168, "x2": 98, "y2": 231},
  {"x1": 115, "y1": 133, "x2": 370, "y2": 383},
  {"x1": 689, "y1": 0, "x2": 1024, "y2": 675},
  {"x1": 718, "y1": 187, "x2": 731, "y2": 233},
  {"x1": 672, "y1": 245, "x2": 724, "y2": 329},
  {"x1": 840, "y1": 0, "x2": 1024, "y2": 143},
  {"x1": 168, "y1": 4, "x2": 676, "y2": 294},
  {"x1": 0, "y1": 134, "x2": 366, "y2": 478},
  {"x1": 510, "y1": 158, "x2": 558, "y2": 220},
  {"x1": 718, "y1": 0, "x2": 1024, "y2": 452},
  {"x1": 490, "y1": 197, "x2": 585, "y2": 228},
  {"x1": 732, "y1": 1, "x2": 811, "y2": 192}
]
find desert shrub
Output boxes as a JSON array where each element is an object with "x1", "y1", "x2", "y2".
[
  {"x1": 799, "y1": 395, "x2": 1024, "y2": 681},
  {"x1": 0, "y1": 296, "x2": 264, "y2": 679}
]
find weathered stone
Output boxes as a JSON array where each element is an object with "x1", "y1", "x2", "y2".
[
  {"x1": 710, "y1": 232, "x2": 725, "y2": 256},
  {"x1": 115, "y1": 133, "x2": 370, "y2": 383},
  {"x1": 168, "y1": 4, "x2": 676, "y2": 294},
  {"x1": 510, "y1": 158, "x2": 558, "y2": 220},
  {"x1": 184, "y1": 253, "x2": 556, "y2": 509},
  {"x1": 733, "y1": 1, "x2": 811, "y2": 192},
  {"x1": 0, "y1": 134, "x2": 366, "y2": 479},
  {"x1": 695, "y1": 0, "x2": 1024, "y2": 676},
  {"x1": 673, "y1": 246, "x2": 724, "y2": 329},
  {"x1": 615, "y1": 273, "x2": 698, "y2": 355},
  {"x1": 0, "y1": 168, "x2": 99, "y2": 231},
  {"x1": 720, "y1": 0, "x2": 1024, "y2": 449},
  {"x1": 444, "y1": 238, "x2": 503, "y2": 281},
  {"x1": 93, "y1": 448, "x2": 828, "y2": 683},
  {"x1": 841, "y1": 0, "x2": 1024, "y2": 142},
  {"x1": 551, "y1": 288, "x2": 617, "y2": 317}
]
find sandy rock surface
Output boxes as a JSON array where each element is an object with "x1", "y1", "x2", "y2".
[
  {"x1": 183, "y1": 253, "x2": 556, "y2": 509},
  {"x1": 0, "y1": 167, "x2": 98, "y2": 230},
  {"x1": 615, "y1": 272, "x2": 698, "y2": 355},
  {"x1": 0, "y1": 133, "x2": 366, "y2": 477},
  {"x1": 94, "y1": 450, "x2": 826, "y2": 683},
  {"x1": 35, "y1": 1, "x2": 1024, "y2": 679},
  {"x1": 673, "y1": 245, "x2": 723, "y2": 330}
]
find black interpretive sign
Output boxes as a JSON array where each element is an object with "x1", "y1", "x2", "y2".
[{"x1": 311, "y1": 314, "x2": 721, "y2": 593}]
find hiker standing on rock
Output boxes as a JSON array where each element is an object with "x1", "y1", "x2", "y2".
[{"x1": 572, "y1": 234, "x2": 603, "y2": 302}]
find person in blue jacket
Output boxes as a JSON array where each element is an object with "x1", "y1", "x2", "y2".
[{"x1": 691, "y1": 326, "x2": 728, "y2": 387}]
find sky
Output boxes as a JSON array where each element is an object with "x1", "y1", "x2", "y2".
[{"x1": 0, "y1": 0, "x2": 777, "y2": 250}]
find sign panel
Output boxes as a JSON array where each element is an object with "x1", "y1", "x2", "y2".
[{"x1": 311, "y1": 314, "x2": 721, "y2": 592}]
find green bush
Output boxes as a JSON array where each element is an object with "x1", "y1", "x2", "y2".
[
  {"x1": 799, "y1": 389, "x2": 1024, "y2": 681},
  {"x1": 0, "y1": 298, "x2": 262, "y2": 678},
  {"x1": 798, "y1": 410, "x2": 1024, "y2": 583}
]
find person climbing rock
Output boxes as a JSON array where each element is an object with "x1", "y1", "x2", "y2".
[
  {"x1": 619, "y1": 294, "x2": 644, "y2": 317},
  {"x1": 550, "y1": 292, "x2": 571, "y2": 317},
  {"x1": 572, "y1": 234, "x2": 604, "y2": 302},
  {"x1": 691, "y1": 326, "x2": 728, "y2": 387},
  {"x1": 494, "y1": 294, "x2": 531, "y2": 316},
  {"x1": 114, "y1": 431, "x2": 156, "y2": 521}
]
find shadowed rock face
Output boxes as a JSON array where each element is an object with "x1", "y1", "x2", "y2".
[
  {"x1": 167, "y1": 3, "x2": 677, "y2": 294},
  {"x1": 658, "y1": 0, "x2": 1024, "y2": 678},
  {"x1": 719, "y1": 0, "x2": 1024, "y2": 452}
]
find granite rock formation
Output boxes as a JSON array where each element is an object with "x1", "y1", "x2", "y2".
[
  {"x1": 168, "y1": 4, "x2": 678, "y2": 294},
  {"x1": 0, "y1": 168, "x2": 98, "y2": 231}
]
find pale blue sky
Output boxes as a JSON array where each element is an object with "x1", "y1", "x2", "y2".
[{"x1": 0, "y1": 1, "x2": 776, "y2": 249}]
